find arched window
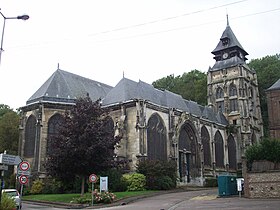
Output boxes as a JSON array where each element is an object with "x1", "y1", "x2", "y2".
[
  {"x1": 216, "y1": 87, "x2": 224, "y2": 112},
  {"x1": 228, "y1": 135, "x2": 236, "y2": 170},
  {"x1": 216, "y1": 87, "x2": 224, "y2": 99},
  {"x1": 178, "y1": 122, "x2": 200, "y2": 181},
  {"x1": 47, "y1": 114, "x2": 64, "y2": 155},
  {"x1": 147, "y1": 114, "x2": 167, "y2": 160},
  {"x1": 214, "y1": 131, "x2": 224, "y2": 168},
  {"x1": 201, "y1": 126, "x2": 211, "y2": 167},
  {"x1": 24, "y1": 115, "x2": 36, "y2": 158},
  {"x1": 229, "y1": 83, "x2": 237, "y2": 96},
  {"x1": 229, "y1": 83, "x2": 238, "y2": 112}
]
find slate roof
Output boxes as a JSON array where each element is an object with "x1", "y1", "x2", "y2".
[
  {"x1": 266, "y1": 79, "x2": 280, "y2": 91},
  {"x1": 102, "y1": 77, "x2": 228, "y2": 125},
  {"x1": 27, "y1": 69, "x2": 113, "y2": 105},
  {"x1": 26, "y1": 69, "x2": 227, "y2": 125},
  {"x1": 211, "y1": 56, "x2": 245, "y2": 71},
  {"x1": 212, "y1": 25, "x2": 248, "y2": 55}
]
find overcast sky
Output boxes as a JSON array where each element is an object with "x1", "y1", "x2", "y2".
[{"x1": 0, "y1": 0, "x2": 279, "y2": 110}]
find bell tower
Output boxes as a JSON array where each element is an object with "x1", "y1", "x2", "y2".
[{"x1": 207, "y1": 18, "x2": 263, "y2": 159}]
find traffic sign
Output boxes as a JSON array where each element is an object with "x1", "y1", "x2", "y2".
[
  {"x1": 19, "y1": 175, "x2": 28, "y2": 185},
  {"x1": 89, "y1": 174, "x2": 98, "y2": 183},
  {"x1": 19, "y1": 161, "x2": 30, "y2": 171},
  {"x1": 0, "y1": 165, "x2": 8, "y2": 171},
  {"x1": 0, "y1": 154, "x2": 22, "y2": 165}
]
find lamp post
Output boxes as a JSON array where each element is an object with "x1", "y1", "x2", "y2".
[{"x1": 0, "y1": 9, "x2": 29, "y2": 65}]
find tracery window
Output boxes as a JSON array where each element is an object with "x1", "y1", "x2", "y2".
[
  {"x1": 24, "y1": 115, "x2": 36, "y2": 158},
  {"x1": 229, "y1": 83, "x2": 238, "y2": 112},
  {"x1": 216, "y1": 87, "x2": 224, "y2": 112},
  {"x1": 147, "y1": 114, "x2": 167, "y2": 160},
  {"x1": 47, "y1": 114, "x2": 63, "y2": 154},
  {"x1": 228, "y1": 135, "x2": 236, "y2": 170},
  {"x1": 201, "y1": 126, "x2": 211, "y2": 167},
  {"x1": 214, "y1": 131, "x2": 224, "y2": 168}
]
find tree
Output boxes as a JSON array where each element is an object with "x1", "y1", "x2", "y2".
[
  {"x1": 45, "y1": 96, "x2": 120, "y2": 195},
  {"x1": 152, "y1": 70, "x2": 207, "y2": 105},
  {"x1": 248, "y1": 54, "x2": 280, "y2": 137},
  {"x1": 0, "y1": 106, "x2": 19, "y2": 154}
]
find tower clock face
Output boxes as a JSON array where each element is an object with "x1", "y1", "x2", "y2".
[{"x1": 222, "y1": 52, "x2": 229, "y2": 59}]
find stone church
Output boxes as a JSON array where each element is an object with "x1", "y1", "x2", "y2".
[{"x1": 18, "y1": 21, "x2": 263, "y2": 186}]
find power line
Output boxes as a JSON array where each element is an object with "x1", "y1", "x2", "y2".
[{"x1": 87, "y1": 0, "x2": 250, "y2": 37}]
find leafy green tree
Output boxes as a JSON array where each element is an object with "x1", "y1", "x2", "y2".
[
  {"x1": 45, "y1": 96, "x2": 120, "y2": 195},
  {"x1": 0, "y1": 104, "x2": 13, "y2": 119},
  {"x1": 0, "y1": 108, "x2": 19, "y2": 154},
  {"x1": 152, "y1": 70, "x2": 207, "y2": 105},
  {"x1": 248, "y1": 54, "x2": 280, "y2": 137}
]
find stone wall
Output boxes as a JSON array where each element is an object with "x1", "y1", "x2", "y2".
[{"x1": 245, "y1": 171, "x2": 280, "y2": 198}]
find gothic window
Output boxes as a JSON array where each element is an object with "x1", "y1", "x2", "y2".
[
  {"x1": 47, "y1": 114, "x2": 64, "y2": 155},
  {"x1": 24, "y1": 115, "x2": 36, "y2": 158},
  {"x1": 229, "y1": 83, "x2": 237, "y2": 96},
  {"x1": 103, "y1": 117, "x2": 115, "y2": 137},
  {"x1": 216, "y1": 87, "x2": 224, "y2": 112},
  {"x1": 201, "y1": 126, "x2": 211, "y2": 167},
  {"x1": 147, "y1": 114, "x2": 167, "y2": 161},
  {"x1": 229, "y1": 83, "x2": 238, "y2": 112},
  {"x1": 216, "y1": 87, "x2": 224, "y2": 99},
  {"x1": 214, "y1": 131, "x2": 224, "y2": 168},
  {"x1": 178, "y1": 122, "x2": 200, "y2": 179},
  {"x1": 227, "y1": 135, "x2": 237, "y2": 170}
]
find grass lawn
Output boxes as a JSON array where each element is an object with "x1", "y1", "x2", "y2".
[{"x1": 23, "y1": 190, "x2": 158, "y2": 203}]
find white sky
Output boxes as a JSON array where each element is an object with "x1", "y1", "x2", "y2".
[{"x1": 0, "y1": 0, "x2": 279, "y2": 110}]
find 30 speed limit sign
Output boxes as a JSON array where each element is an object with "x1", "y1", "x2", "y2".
[
  {"x1": 89, "y1": 174, "x2": 98, "y2": 183},
  {"x1": 19, "y1": 175, "x2": 28, "y2": 185}
]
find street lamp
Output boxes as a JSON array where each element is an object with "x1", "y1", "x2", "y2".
[{"x1": 0, "y1": 9, "x2": 29, "y2": 65}]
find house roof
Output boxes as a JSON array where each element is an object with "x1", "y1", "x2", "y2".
[
  {"x1": 27, "y1": 69, "x2": 113, "y2": 105},
  {"x1": 266, "y1": 78, "x2": 280, "y2": 91}
]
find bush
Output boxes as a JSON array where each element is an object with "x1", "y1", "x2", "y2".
[
  {"x1": 245, "y1": 138, "x2": 280, "y2": 165},
  {"x1": 30, "y1": 179, "x2": 44, "y2": 194},
  {"x1": 42, "y1": 179, "x2": 64, "y2": 194},
  {"x1": 123, "y1": 173, "x2": 146, "y2": 191},
  {"x1": 100, "y1": 169, "x2": 127, "y2": 192},
  {"x1": 0, "y1": 193, "x2": 16, "y2": 210},
  {"x1": 71, "y1": 190, "x2": 116, "y2": 204},
  {"x1": 205, "y1": 178, "x2": 218, "y2": 187},
  {"x1": 137, "y1": 160, "x2": 177, "y2": 190}
]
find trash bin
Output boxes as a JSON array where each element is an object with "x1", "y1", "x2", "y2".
[{"x1": 218, "y1": 175, "x2": 238, "y2": 196}]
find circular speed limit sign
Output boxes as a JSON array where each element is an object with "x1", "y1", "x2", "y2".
[
  {"x1": 19, "y1": 161, "x2": 30, "y2": 171},
  {"x1": 19, "y1": 175, "x2": 28, "y2": 185},
  {"x1": 89, "y1": 174, "x2": 98, "y2": 183}
]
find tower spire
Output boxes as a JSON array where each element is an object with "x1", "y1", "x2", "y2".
[{"x1": 226, "y1": 13, "x2": 229, "y2": 26}]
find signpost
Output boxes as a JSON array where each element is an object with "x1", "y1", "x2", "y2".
[
  {"x1": 0, "y1": 153, "x2": 22, "y2": 165},
  {"x1": 89, "y1": 174, "x2": 98, "y2": 206}
]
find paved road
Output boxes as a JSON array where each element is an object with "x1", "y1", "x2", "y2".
[{"x1": 23, "y1": 189, "x2": 280, "y2": 210}]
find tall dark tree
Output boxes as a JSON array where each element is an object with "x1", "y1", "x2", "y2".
[
  {"x1": 248, "y1": 54, "x2": 280, "y2": 137},
  {"x1": 45, "y1": 96, "x2": 120, "y2": 195},
  {"x1": 0, "y1": 110, "x2": 19, "y2": 154},
  {"x1": 152, "y1": 70, "x2": 207, "y2": 105}
]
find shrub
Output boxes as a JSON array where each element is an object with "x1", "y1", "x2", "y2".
[
  {"x1": 72, "y1": 190, "x2": 116, "y2": 204},
  {"x1": 30, "y1": 179, "x2": 44, "y2": 194},
  {"x1": 137, "y1": 160, "x2": 177, "y2": 190},
  {"x1": 42, "y1": 179, "x2": 64, "y2": 194},
  {"x1": 123, "y1": 173, "x2": 146, "y2": 191},
  {"x1": 0, "y1": 193, "x2": 16, "y2": 210},
  {"x1": 100, "y1": 168, "x2": 127, "y2": 192},
  {"x1": 245, "y1": 138, "x2": 280, "y2": 165}
]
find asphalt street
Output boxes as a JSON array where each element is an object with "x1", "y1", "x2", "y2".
[{"x1": 23, "y1": 188, "x2": 280, "y2": 210}]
